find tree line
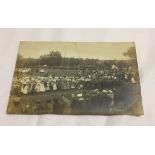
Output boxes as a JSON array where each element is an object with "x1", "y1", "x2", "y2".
[
  {"x1": 16, "y1": 51, "x2": 99, "y2": 68},
  {"x1": 16, "y1": 47, "x2": 136, "y2": 68}
]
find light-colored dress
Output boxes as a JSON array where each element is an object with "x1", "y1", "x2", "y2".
[
  {"x1": 53, "y1": 82, "x2": 57, "y2": 91},
  {"x1": 22, "y1": 85, "x2": 28, "y2": 94},
  {"x1": 40, "y1": 83, "x2": 45, "y2": 92},
  {"x1": 131, "y1": 77, "x2": 136, "y2": 83}
]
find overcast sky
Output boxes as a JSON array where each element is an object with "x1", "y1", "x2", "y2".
[{"x1": 18, "y1": 41, "x2": 135, "y2": 60}]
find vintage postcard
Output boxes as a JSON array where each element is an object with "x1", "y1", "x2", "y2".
[{"x1": 7, "y1": 41, "x2": 143, "y2": 115}]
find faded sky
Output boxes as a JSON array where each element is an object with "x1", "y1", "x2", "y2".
[{"x1": 19, "y1": 41, "x2": 135, "y2": 60}]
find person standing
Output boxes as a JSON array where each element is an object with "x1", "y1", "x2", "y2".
[
  {"x1": 35, "y1": 83, "x2": 40, "y2": 93},
  {"x1": 22, "y1": 84, "x2": 28, "y2": 95},
  {"x1": 40, "y1": 81, "x2": 45, "y2": 92},
  {"x1": 53, "y1": 79, "x2": 57, "y2": 91}
]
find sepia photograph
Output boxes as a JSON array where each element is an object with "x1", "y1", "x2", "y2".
[
  {"x1": 7, "y1": 41, "x2": 143, "y2": 115},
  {"x1": 0, "y1": 1, "x2": 155, "y2": 154}
]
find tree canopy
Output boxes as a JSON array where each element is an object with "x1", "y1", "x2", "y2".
[
  {"x1": 16, "y1": 50, "x2": 134, "y2": 68},
  {"x1": 123, "y1": 47, "x2": 136, "y2": 59}
]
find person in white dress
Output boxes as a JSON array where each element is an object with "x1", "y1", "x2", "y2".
[
  {"x1": 131, "y1": 76, "x2": 136, "y2": 83},
  {"x1": 40, "y1": 82, "x2": 45, "y2": 92},
  {"x1": 53, "y1": 80, "x2": 57, "y2": 91},
  {"x1": 22, "y1": 84, "x2": 29, "y2": 94}
]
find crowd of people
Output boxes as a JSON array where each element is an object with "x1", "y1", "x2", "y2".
[{"x1": 11, "y1": 65, "x2": 138, "y2": 95}]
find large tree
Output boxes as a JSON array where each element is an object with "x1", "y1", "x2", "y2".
[
  {"x1": 123, "y1": 47, "x2": 136, "y2": 59},
  {"x1": 40, "y1": 51, "x2": 62, "y2": 66}
]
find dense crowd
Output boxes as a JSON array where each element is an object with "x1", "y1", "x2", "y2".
[{"x1": 12, "y1": 65, "x2": 137, "y2": 95}]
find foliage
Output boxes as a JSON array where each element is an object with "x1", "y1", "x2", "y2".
[
  {"x1": 16, "y1": 50, "x2": 136, "y2": 68},
  {"x1": 123, "y1": 47, "x2": 136, "y2": 59}
]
